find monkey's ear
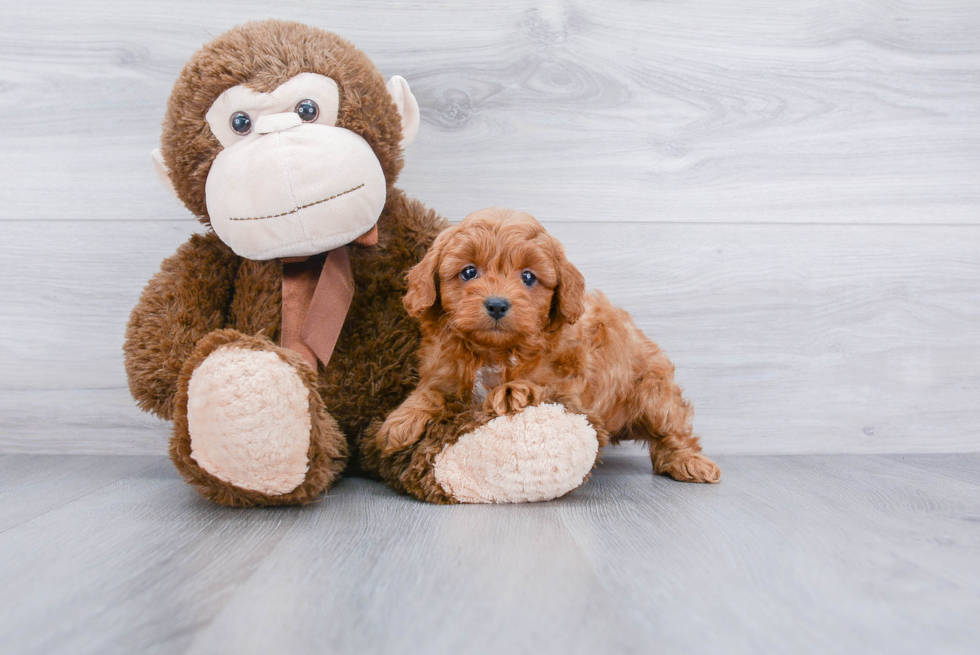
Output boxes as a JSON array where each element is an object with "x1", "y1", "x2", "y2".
[
  {"x1": 151, "y1": 148, "x2": 179, "y2": 200},
  {"x1": 386, "y1": 75, "x2": 420, "y2": 149}
]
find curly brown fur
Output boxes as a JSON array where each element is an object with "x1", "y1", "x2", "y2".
[
  {"x1": 377, "y1": 208, "x2": 720, "y2": 485},
  {"x1": 125, "y1": 189, "x2": 445, "y2": 472},
  {"x1": 124, "y1": 232, "x2": 241, "y2": 419},
  {"x1": 123, "y1": 20, "x2": 448, "y2": 505},
  {"x1": 171, "y1": 330, "x2": 348, "y2": 507}
]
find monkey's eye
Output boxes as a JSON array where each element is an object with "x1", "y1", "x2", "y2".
[
  {"x1": 460, "y1": 265, "x2": 478, "y2": 282},
  {"x1": 295, "y1": 99, "x2": 319, "y2": 122},
  {"x1": 521, "y1": 270, "x2": 537, "y2": 287},
  {"x1": 230, "y1": 112, "x2": 252, "y2": 135}
]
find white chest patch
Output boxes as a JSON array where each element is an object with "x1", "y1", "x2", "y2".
[{"x1": 472, "y1": 365, "x2": 503, "y2": 403}]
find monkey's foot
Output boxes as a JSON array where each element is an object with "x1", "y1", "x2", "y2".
[
  {"x1": 171, "y1": 330, "x2": 347, "y2": 507},
  {"x1": 433, "y1": 403, "x2": 599, "y2": 503}
]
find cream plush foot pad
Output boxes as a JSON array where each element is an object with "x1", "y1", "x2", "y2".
[
  {"x1": 187, "y1": 346, "x2": 312, "y2": 496},
  {"x1": 434, "y1": 403, "x2": 599, "y2": 504}
]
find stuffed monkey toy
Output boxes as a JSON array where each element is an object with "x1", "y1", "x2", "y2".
[{"x1": 124, "y1": 20, "x2": 601, "y2": 506}]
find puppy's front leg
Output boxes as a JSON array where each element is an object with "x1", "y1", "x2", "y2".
[
  {"x1": 378, "y1": 387, "x2": 446, "y2": 454},
  {"x1": 483, "y1": 381, "x2": 545, "y2": 416}
]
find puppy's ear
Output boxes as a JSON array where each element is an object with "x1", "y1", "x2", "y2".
[
  {"x1": 549, "y1": 237, "x2": 586, "y2": 328},
  {"x1": 404, "y1": 227, "x2": 454, "y2": 318}
]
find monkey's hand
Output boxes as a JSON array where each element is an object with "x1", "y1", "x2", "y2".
[{"x1": 483, "y1": 381, "x2": 545, "y2": 416}]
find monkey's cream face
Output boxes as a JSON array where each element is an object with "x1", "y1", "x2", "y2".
[{"x1": 203, "y1": 73, "x2": 387, "y2": 260}]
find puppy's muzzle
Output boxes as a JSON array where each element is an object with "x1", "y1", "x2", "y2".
[{"x1": 484, "y1": 297, "x2": 511, "y2": 320}]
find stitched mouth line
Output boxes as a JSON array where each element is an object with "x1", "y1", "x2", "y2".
[{"x1": 228, "y1": 184, "x2": 365, "y2": 221}]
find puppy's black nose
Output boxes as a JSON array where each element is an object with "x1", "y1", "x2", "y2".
[{"x1": 484, "y1": 297, "x2": 511, "y2": 320}]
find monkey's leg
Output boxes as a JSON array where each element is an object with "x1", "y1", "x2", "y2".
[
  {"x1": 170, "y1": 329, "x2": 348, "y2": 507},
  {"x1": 364, "y1": 393, "x2": 604, "y2": 504}
]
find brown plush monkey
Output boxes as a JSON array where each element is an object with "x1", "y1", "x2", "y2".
[{"x1": 125, "y1": 20, "x2": 600, "y2": 506}]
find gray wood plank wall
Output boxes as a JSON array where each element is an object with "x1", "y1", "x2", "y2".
[{"x1": 1, "y1": 1, "x2": 978, "y2": 455}]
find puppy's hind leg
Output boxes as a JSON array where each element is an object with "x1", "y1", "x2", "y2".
[{"x1": 634, "y1": 376, "x2": 720, "y2": 484}]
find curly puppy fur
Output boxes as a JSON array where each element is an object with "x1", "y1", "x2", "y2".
[
  {"x1": 123, "y1": 21, "x2": 446, "y2": 505},
  {"x1": 373, "y1": 208, "x2": 720, "y2": 485}
]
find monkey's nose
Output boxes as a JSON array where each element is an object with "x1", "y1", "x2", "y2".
[
  {"x1": 255, "y1": 112, "x2": 303, "y2": 134},
  {"x1": 484, "y1": 297, "x2": 511, "y2": 320}
]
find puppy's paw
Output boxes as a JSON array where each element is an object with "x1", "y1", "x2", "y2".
[
  {"x1": 378, "y1": 406, "x2": 430, "y2": 455},
  {"x1": 483, "y1": 381, "x2": 545, "y2": 416},
  {"x1": 660, "y1": 453, "x2": 721, "y2": 484}
]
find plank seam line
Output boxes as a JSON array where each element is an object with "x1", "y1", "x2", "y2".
[{"x1": 0, "y1": 460, "x2": 161, "y2": 536}]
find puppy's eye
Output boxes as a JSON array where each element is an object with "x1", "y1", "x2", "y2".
[
  {"x1": 230, "y1": 112, "x2": 252, "y2": 135},
  {"x1": 521, "y1": 270, "x2": 537, "y2": 287},
  {"x1": 460, "y1": 265, "x2": 478, "y2": 282}
]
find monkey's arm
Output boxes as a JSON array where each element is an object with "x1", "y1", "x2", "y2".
[{"x1": 123, "y1": 231, "x2": 241, "y2": 420}]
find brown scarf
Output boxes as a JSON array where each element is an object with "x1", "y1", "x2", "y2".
[{"x1": 280, "y1": 247, "x2": 354, "y2": 372}]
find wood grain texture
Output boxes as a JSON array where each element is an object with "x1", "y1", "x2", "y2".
[
  {"x1": 0, "y1": 0, "x2": 977, "y2": 223},
  {"x1": 0, "y1": 454, "x2": 157, "y2": 532},
  {"x1": 1, "y1": 219, "x2": 977, "y2": 455},
  {"x1": 0, "y1": 452, "x2": 978, "y2": 655}
]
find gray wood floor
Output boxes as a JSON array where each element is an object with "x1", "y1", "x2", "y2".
[{"x1": 1, "y1": 450, "x2": 978, "y2": 655}]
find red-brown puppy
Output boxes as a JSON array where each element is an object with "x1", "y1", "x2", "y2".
[{"x1": 379, "y1": 207, "x2": 720, "y2": 484}]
